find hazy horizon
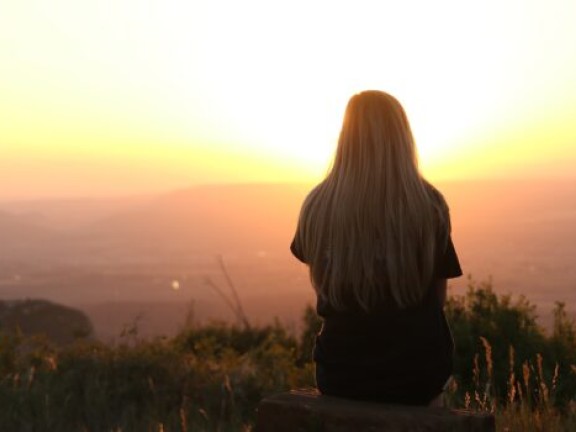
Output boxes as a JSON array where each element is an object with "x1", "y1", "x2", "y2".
[
  {"x1": 1, "y1": 179, "x2": 575, "y2": 339},
  {"x1": 2, "y1": 1, "x2": 576, "y2": 339},
  {"x1": 1, "y1": 174, "x2": 575, "y2": 203}
]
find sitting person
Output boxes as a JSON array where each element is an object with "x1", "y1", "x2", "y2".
[{"x1": 291, "y1": 90, "x2": 462, "y2": 405}]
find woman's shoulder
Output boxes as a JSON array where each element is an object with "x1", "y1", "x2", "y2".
[
  {"x1": 298, "y1": 183, "x2": 323, "y2": 212},
  {"x1": 422, "y1": 180, "x2": 449, "y2": 215},
  {"x1": 422, "y1": 180, "x2": 446, "y2": 203},
  {"x1": 421, "y1": 180, "x2": 452, "y2": 236}
]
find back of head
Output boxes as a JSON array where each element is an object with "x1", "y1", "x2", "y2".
[
  {"x1": 333, "y1": 90, "x2": 418, "y2": 183},
  {"x1": 296, "y1": 90, "x2": 448, "y2": 311}
]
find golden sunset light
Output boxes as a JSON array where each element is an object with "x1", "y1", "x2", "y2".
[
  {"x1": 1, "y1": 0, "x2": 576, "y2": 199},
  {"x1": 3, "y1": 3, "x2": 576, "y2": 426}
]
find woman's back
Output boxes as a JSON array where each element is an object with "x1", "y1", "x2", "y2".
[
  {"x1": 292, "y1": 193, "x2": 461, "y2": 404},
  {"x1": 291, "y1": 90, "x2": 462, "y2": 404}
]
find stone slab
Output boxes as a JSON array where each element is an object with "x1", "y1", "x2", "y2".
[{"x1": 255, "y1": 389, "x2": 495, "y2": 432}]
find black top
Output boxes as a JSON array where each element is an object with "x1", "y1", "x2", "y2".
[{"x1": 290, "y1": 227, "x2": 462, "y2": 404}]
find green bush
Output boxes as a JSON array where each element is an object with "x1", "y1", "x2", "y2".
[
  {"x1": 446, "y1": 278, "x2": 576, "y2": 410},
  {"x1": 0, "y1": 280, "x2": 575, "y2": 431},
  {"x1": 0, "y1": 320, "x2": 315, "y2": 431}
]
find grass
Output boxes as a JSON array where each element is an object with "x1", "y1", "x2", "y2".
[
  {"x1": 0, "y1": 322, "x2": 314, "y2": 431},
  {"x1": 1, "y1": 282, "x2": 576, "y2": 431},
  {"x1": 445, "y1": 337, "x2": 576, "y2": 431}
]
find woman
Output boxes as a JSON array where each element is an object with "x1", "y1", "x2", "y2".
[{"x1": 291, "y1": 90, "x2": 462, "y2": 405}]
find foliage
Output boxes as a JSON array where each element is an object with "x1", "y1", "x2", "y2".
[
  {"x1": 445, "y1": 278, "x2": 576, "y2": 431},
  {"x1": 0, "y1": 281, "x2": 575, "y2": 431},
  {"x1": 297, "y1": 304, "x2": 323, "y2": 365},
  {"x1": 0, "y1": 318, "x2": 315, "y2": 431},
  {"x1": 0, "y1": 299, "x2": 94, "y2": 345}
]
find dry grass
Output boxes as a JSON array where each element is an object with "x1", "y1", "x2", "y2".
[{"x1": 447, "y1": 337, "x2": 576, "y2": 431}]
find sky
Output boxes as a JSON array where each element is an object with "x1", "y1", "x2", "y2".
[{"x1": 1, "y1": 0, "x2": 575, "y2": 200}]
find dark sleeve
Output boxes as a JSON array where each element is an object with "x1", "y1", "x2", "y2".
[
  {"x1": 436, "y1": 234, "x2": 463, "y2": 279},
  {"x1": 290, "y1": 236, "x2": 307, "y2": 264}
]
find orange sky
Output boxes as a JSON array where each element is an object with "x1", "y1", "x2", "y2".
[{"x1": 1, "y1": 0, "x2": 576, "y2": 200}]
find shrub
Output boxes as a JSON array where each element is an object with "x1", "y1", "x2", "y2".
[{"x1": 1, "y1": 280, "x2": 575, "y2": 431}]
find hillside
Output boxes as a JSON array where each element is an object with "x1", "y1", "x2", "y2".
[
  {"x1": 0, "y1": 179, "x2": 575, "y2": 337},
  {"x1": 0, "y1": 210, "x2": 58, "y2": 259}
]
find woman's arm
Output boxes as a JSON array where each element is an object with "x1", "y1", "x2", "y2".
[{"x1": 435, "y1": 279, "x2": 448, "y2": 307}]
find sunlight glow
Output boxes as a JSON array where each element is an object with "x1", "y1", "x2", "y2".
[{"x1": 1, "y1": 0, "x2": 575, "y2": 199}]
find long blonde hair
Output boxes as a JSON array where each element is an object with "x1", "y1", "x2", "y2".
[{"x1": 295, "y1": 90, "x2": 449, "y2": 310}]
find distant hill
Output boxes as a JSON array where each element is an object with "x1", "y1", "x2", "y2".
[
  {"x1": 84, "y1": 183, "x2": 309, "y2": 257},
  {"x1": 0, "y1": 196, "x2": 154, "y2": 230},
  {"x1": 0, "y1": 180, "x2": 575, "y2": 337},
  {"x1": 0, "y1": 183, "x2": 311, "y2": 262},
  {"x1": 0, "y1": 210, "x2": 58, "y2": 259},
  {"x1": 3, "y1": 179, "x2": 572, "y2": 264},
  {"x1": 0, "y1": 299, "x2": 94, "y2": 345}
]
